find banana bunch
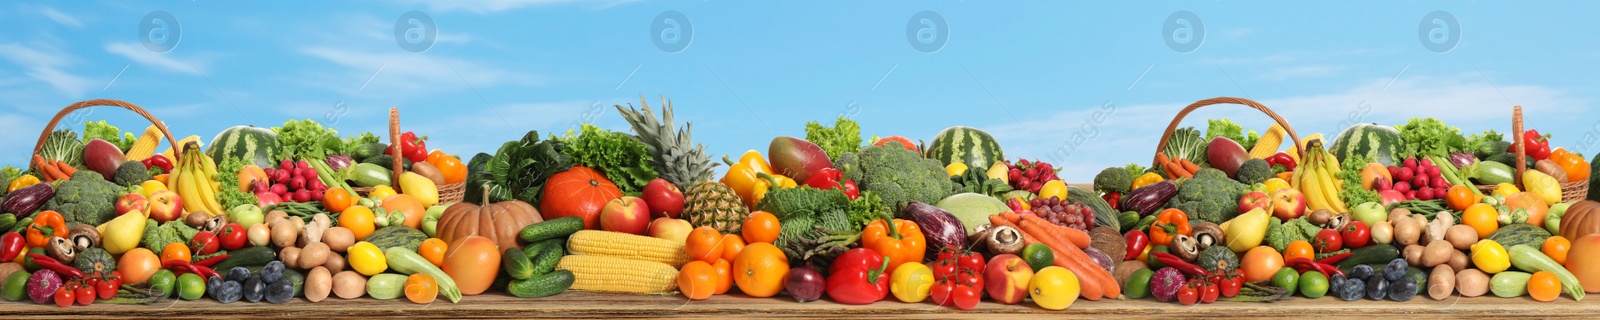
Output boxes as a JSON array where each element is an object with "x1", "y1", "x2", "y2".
[
  {"x1": 168, "y1": 141, "x2": 225, "y2": 216},
  {"x1": 1292, "y1": 138, "x2": 1348, "y2": 213}
]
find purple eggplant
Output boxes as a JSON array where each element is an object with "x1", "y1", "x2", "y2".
[
  {"x1": 1121, "y1": 180, "x2": 1177, "y2": 217},
  {"x1": 785, "y1": 266, "x2": 825, "y2": 302},
  {"x1": 902, "y1": 202, "x2": 967, "y2": 258},
  {"x1": 1, "y1": 183, "x2": 53, "y2": 218}
]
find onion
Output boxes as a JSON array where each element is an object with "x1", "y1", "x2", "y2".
[{"x1": 785, "y1": 266, "x2": 825, "y2": 302}]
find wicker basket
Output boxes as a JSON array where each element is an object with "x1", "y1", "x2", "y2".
[
  {"x1": 352, "y1": 108, "x2": 466, "y2": 204},
  {"x1": 31, "y1": 99, "x2": 183, "y2": 171},
  {"x1": 1153, "y1": 97, "x2": 1305, "y2": 168},
  {"x1": 1474, "y1": 106, "x2": 1588, "y2": 202}
]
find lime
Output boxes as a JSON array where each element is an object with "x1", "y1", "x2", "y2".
[
  {"x1": 1271, "y1": 268, "x2": 1299, "y2": 296},
  {"x1": 1122, "y1": 268, "x2": 1154, "y2": 299},
  {"x1": 1021, "y1": 244, "x2": 1054, "y2": 272},
  {"x1": 1299, "y1": 271, "x2": 1329, "y2": 299},
  {"x1": 149, "y1": 269, "x2": 177, "y2": 298},
  {"x1": 2, "y1": 270, "x2": 30, "y2": 301},
  {"x1": 178, "y1": 273, "x2": 207, "y2": 300}
]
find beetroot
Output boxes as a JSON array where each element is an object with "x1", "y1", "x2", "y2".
[
  {"x1": 1150, "y1": 267, "x2": 1185, "y2": 302},
  {"x1": 27, "y1": 269, "x2": 62, "y2": 304}
]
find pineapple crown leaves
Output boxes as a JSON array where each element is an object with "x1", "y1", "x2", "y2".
[{"x1": 615, "y1": 95, "x2": 719, "y2": 186}]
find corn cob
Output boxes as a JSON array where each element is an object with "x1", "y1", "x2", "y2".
[
  {"x1": 125, "y1": 125, "x2": 164, "y2": 161},
  {"x1": 1249, "y1": 123, "x2": 1286, "y2": 159},
  {"x1": 161, "y1": 135, "x2": 200, "y2": 161},
  {"x1": 556, "y1": 255, "x2": 678, "y2": 294},
  {"x1": 1287, "y1": 133, "x2": 1323, "y2": 163},
  {"x1": 566, "y1": 230, "x2": 690, "y2": 267}
]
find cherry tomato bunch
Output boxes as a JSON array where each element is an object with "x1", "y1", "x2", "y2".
[
  {"x1": 54, "y1": 272, "x2": 123, "y2": 307},
  {"x1": 928, "y1": 245, "x2": 986, "y2": 310}
]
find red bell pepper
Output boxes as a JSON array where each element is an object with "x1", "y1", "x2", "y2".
[
  {"x1": 1124, "y1": 230, "x2": 1149, "y2": 261},
  {"x1": 802, "y1": 167, "x2": 859, "y2": 199},
  {"x1": 1511, "y1": 130, "x2": 1552, "y2": 161},
  {"x1": 141, "y1": 154, "x2": 174, "y2": 174},
  {"x1": 0, "y1": 232, "x2": 24, "y2": 262},
  {"x1": 386, "y1": 131, "x2": 429, "y2": 163},
  {"x1": 1103, "y1": 192, "x2": 1121, "y2": 211},
  {"x1": 826, "y1": 248, "x2": 890, "y2": 305},
  {"x1": 841, "y1": 180, "x2": 859, "y2": 200},
  {"x1": 1267, "y1": 152, "x2": 1297, "y2": 172}
]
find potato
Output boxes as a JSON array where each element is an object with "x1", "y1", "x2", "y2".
[
  {"x1": 1430, "y1": 265, "x2": 1456, "y2": 300},
  {"x1": 324, "y1": 253, "x2": 347, "y2": 273},
  {"x1": 299, "y1": 242, "x2": 331, "y2": 270},
  {"x1": 280, "y1": 246, "x2": 301, "y2": 269},
  {"x1": 271, "y1": 220, "x2": 299, "y2": 248},
  {"x1": 1389, "y1": 208, "x2": 1413, "y2": 225},
  {"x1": 1447, "y1": 249, "x2": 1470, "y2": 271},
  {"x1": 411, "y1": 162, "x2": 446, "y2": 185},
  {"x1": 304, "y1": 266, "x2": 332, "y2": 302},
  {"x1": 322, "y1": 227, "x2": 355, "y2": 252},
  {"x1": 1445, "y1": 225, "x2": 1479, "y2": 250},
  {"x1": 1404, "y1": 245, "x2": 1426, "y2": 267},
  {"x1": 265, "y1": 210, "x2": 288, "y2": 227},
  {"x1": 0, "y1": 263, "x2": 23, "y2": 282},
  {"x1": 1423, "y1": 241, "x2": 1453, "y2": 267},
  {"x1": 332, "y1": 271, "x2": 367, "y2": 299},
  {"x1": 1113, "y1": 260, "x2": 1149, "y2": 287},
  {"x1": 1456, "y1": 268, "x2": 1490, "y2": 297},
  {"x1": 1395, "y1": 217, "x2": 1423, "y2": 246}
]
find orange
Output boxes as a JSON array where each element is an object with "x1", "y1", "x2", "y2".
[
  {"x1": 418, "y1": 238, "x2": 449, "y2": 267},
  {"x1": 686, "y1": 227, "x2": 725, "y2": 264},
  {"x1": 1544, "y1": 236, "x2": 1572, "y2": 265},
  {"x1": 381, "y1": 194, "x2": 426, "y2": 229},
  {"x1": 1529, "y1": 271, "x2": 1561, "y2": 302},
  {"x1": 323, "y1": 188, "x2": 354, "y2": 213},
  {"x1": 404, "y1": 273, "x2": 439, "y2": 304},
  {"x1": 711, "y1": 259, "x2": 732, "y2": 295},
  {"x1": 678, "y1": 261, "x2": 716, "y2": 300},
  {"x1": 1283, "y1": 240, "x2": 1315, "y2": 263},
  {"x1": 720, "y1": 234, "x2": 746, "y2": 262},
  {"x1": 732, "y1": 242, "x2": 789, "y2": 298},
  {"x1": 741, "y1": 211, "x2": 781, "y2": 244},
  {"x1": 160, "y1": 243, "x2": 191, "y2": 266},
  {"x1": 1445, "y1": 185, "x2": 1478, "y2": 211},
  {"x1": 341, "y1": 206, "x2": 377, "y2": 240},
  {"x1": 1462, "y1": 203, "x2": 1500, "y2": 238}
]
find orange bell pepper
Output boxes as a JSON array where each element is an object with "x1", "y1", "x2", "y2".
[
  {"x1": 861, "y1": 217, "x2": 925, "y2": 274},
  {"x1": 26, "y1": 210, "x2": 66, "y2": 248},
  {"x1": 1149, "y1": 208, "x2": 1191, "y2": 246},
  {"x1": 1550, "y1": 148, "x2": 1590, "y2": 183},
  {"x1": 426, "y1": 150, "x2": 468, "y2": 185}
]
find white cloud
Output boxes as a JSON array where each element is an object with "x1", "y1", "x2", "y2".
[
  {"x1": 298, "y1": 46, "x2": 542, "y2": 96},
  {"x1": 39, "y1": 7, "x2": 83, "y2": 27},
  {"x1": 0, "y1": 42, "x2": 95, "y2": 97},
  {"x1": 394, "y1": 0, "x2": 635, "y2": 14},
  {"x1": 104, "y1": 42, "x2": 203, "y2": 75},
  {"x1": 406, "y1": 100, "x2": 619, "y2": 155}
]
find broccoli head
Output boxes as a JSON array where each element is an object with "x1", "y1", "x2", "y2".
[
  {"x1": 43, "y1": 170, "x2": 122, "y2": 225},
  {"x1": 1236, "y1": 158, "x2": 1272, "y2": 185},
  {"x1": 1094, "y1": 167, "x2": 1134, "y2": 194},
  {"x1": 113, "y1": 161, "x2": 151, "y2": 187},
  {"x1": 1165, "y1": 168, "x2": 1247, "y2": 224},
  {"x1": 834, "y1": 143, "x2": 953, "y2": 210}
]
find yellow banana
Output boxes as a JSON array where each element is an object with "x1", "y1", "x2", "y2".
[
  {"x1": 1301, "y1": 171, "x2": 1333, "y2": 212},
  {"x1": 1315, "y1": 163, "x2": 1347, "y2": 212},
  {"x1": 189, "y1": 163, "x2": 223, "y2": 215},
  {"x1": 176, "y1": 163, "x2": 208, "y2": 214}
]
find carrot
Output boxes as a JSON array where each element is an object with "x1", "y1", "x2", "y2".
[
  {"x1": 40, "y1": 161, "x2": 66, "y2": 182},
  {"x1": 990, "y1": 214, "x2": 1013, "y2": 228},
  {"x1": 1019, "y1": 221, "x2": 1119, "y2": 300},
  {"x1": 1161, "y1": 158, "x2": 1186, "y2": 178},
  {"x1": 55, "y1": 161, "x2": 76, "y2": 177},
  {"x1": 1001, "y1": 211, "x2": 1021, "y2": 224},
  {"x1": 31, "y1": 155, "x2": 46, "y2": 169},
  {"x1": 1021, "y1": 214, "x2": 1091, "y2": 249},
  {"x1": 992, "y1": 214, "x2": 1043, "y2": 245},
  {"x1": 1179, "y1": 159, "x2": 1200, "y2": 175}
]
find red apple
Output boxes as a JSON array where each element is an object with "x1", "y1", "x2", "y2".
[
  {"x1": 983, "y1": 254, "x2": 1034, "y2": 304},
  {"x1": 148, "y1": 190, "x2": 184, "y2": 223},
  {"x1": 600, "y1": 196, "x2": 651, "y2": 235},
  {"x1": 647, "y1": 217, "x2": 693, "y2": 244},
  {"x1": 115, "y1": 193, "x2": 149, "y2": 216},
  {"x1": 1238, "y1": 191, "x2": 1273, "y2": 215},
  {"x1": 641, "y1": 178, "x2": 685, "y2": 219},
  {"x1": 1271, "y1": 188, "x2": 1307, "y2": 220}
]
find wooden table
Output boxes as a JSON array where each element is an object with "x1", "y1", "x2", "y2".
[{"x1": 4, "y1": 291, "x2": 1597, "y2": 319}]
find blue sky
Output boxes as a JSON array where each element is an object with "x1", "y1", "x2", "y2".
[{"x1": 3, "y1": 1, "x2": 1597, "y2": 182}]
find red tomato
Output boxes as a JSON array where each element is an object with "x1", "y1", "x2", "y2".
[
  {"x1": 1342, "y1": 221, "x2": 1371, "y2": 249},
  {"x1": 951, "y1": 283, "x2": 981, "y2": 310},
  {"x1": 190, "y1": 231, "x2": 220, "y2": 256},
  {"x1": 1200, "y1": 281, "x2": 1219, "y2": 304},
  {"x1": 1177, "y1": 283, "x2": 1199, "y2": 305},
  {"x1": 75, "y1": 283, "x2": 95, "y2": 305},
  {"x1": 97, "y1": 278, "x2": 118, "y2": 300},
  {"x1": 218, "y1": 223, "x2": 248, "y2": 251},
  {"x1": 54, "y1": 286, "x2": 75, "y2": 308},
  {"x1": 1314, "y1": 229, "x2": 1343, "y2": 253}
]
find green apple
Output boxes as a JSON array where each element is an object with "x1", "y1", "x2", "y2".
[
  {"x1": 1350, "y1": 202, "x2": 1386, "y2": 226},
  {"x1": 228, "y1": 204, "x2": 265, "y2": 227}
]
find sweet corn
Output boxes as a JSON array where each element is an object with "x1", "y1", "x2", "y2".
[
  {"x1": 566, "y1": 230, "x2": 690, "y2": 267},
  {"x1": 1288, "y1": 133, "x2": 1323, "y2": 163},
  {"x1": 161, "y1": 135, "x2": 201, "y2": 161},
  {"x1": 1249, "y1": 123, "x2": 1286, "y2": 159},
  {"x1": 556, "y1": 255, "x2": 678, "y2": 294},
  {"x1": 125, "y1": 125, "x2": 163, "y2": 161}
]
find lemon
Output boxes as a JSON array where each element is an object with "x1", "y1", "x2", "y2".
[
  {"x1": 1029, "y1": 266, "x2": 1080, "y2": 310},
  {"x1": 945, "y1": 163, "x2": 969, "y2": 177}
]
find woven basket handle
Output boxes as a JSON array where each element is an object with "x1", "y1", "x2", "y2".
[
  {"x1": 1152, "y1": 97, "x2": 1304, "y2": 168},
  {"x1": 32, "y1": 99, "x2": 184, "y2": 168},
  {"x1": 389, "y1": 107, "x2": 404, "y2": 188},
  {"x1": 1513, "y1": 105, "x2": 1525, "y2": 186}
]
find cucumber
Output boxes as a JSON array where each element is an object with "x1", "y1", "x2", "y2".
[
  {"x1": 212, "y1": 247, "x2": 277, "y2": 271},
  {"x1": 507, "y1": 270, "x2": 574, "y2": 298},
  {"x1": 1403, "y1": 267, "x2": 1427, "y2": 295},
  {"x1": 344, "y1": 163, "x2": 393, "y2": 188},
  {"x1": 503, "y1": 248, "x2": 535, "y2": 280},
  {"x1": 352, "y1": 143, "x2": 389, "y2": 161},
  {"x1": 529, "y1": 241, "x2": 565, "y2": 276},
  {"x1": 1334, "y1": 245, "x2": 1400, "y2": 269},
  {"x1": 367, "y1": 273, "x2": 409, "y2": 300},
  {"x1": 362, "y1": 155, "x2": 412, "y2": 172},
  {"x1": 0, "y1": 213, "x2": 15, "y2": 231},
  {"x1": 8, "y1": 217, "x2": 31, "y2": 233},
  {"x1": 519, "y1": 217, "x2": 584, "y2": 244}
]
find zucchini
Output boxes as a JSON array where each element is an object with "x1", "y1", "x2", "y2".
[
  {"x1": 343, "y1": 163, "x2": 393, "y2": 188},
  {"x1": 529, "y1": 241, "x2": 565, "y2": 276},
  {"x1": 519, "y1": 217, "x2": 584, "y2": 244},
  {"x1": 212, "y1": 247, "x2": 277, "y2": 271},
  {"x1": 1491, "y1": 271, "x2": 1533, "y2": 298},
  {"x1": 503, "y1": 248, "x2": 535, "y2": 280},
  {"x1": 385, "y1": 247, "x2": 462, "y2": 302},
  {"x1": 366, "y1": 273, "x2": 408, "y2": 300},
  {"x1": 362, "y1": 155, "x2": 412, "y2": 172},
  {"x1": 507, "y1": 270, "x2": 574, "y2": 298},
  {"x1": 1464, "y1": 161, "x2": 1516, "y2": 186},
  {"x1": 1335, "y1": 245, "x2": 1400, "y2": 269},
  {"x1": 1509, "y1": 245, "x2": 1584, "y2": 301}
]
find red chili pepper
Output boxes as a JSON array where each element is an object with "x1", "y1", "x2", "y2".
[
  {"x1": 1286, "y1": 258, "x2": 1344, "y2": 277},
  {"x1": 192, "y1": 254, "x2": 230, "y2": 268},
  {"x1": 1151, "y1": 252, "x2": 1207, "y2": 276},
  {"x1": 163, "y1": 259, "x2": 220, "y2": 279},
  {"x1": 27, "y1": 254, "x2": 85, "y2": 279},
  {"x1": 1316, "y1": 252, "x2": 1354, "y2": 265}
]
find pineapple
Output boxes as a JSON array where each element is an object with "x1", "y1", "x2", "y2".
[
  {"x1": 682, "y1": 181, "x2": 749, "y2": 234},
  {"x1": 615, "y1": 95, "x2": 718, "y2": 188}
]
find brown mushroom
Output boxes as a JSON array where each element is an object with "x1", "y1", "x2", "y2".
[
  {"x1": 1190, "y1": 222, "x2": 1224, "y2": 250},
  {"x1": 1308, "y1": 209, "x2": 1337, "y2": 227},
  {"x1": 203, "y1": 214, "x2": 230, "y2": 234},
  {"x1": 1328, "y1": 212, "x2": 1352, "y2": 231},
  {"x1": 45, "y1": 236, "x2": 77, "y2": 264},
  {"x1": 185, "y1": 211, "x2": 211, "y2": 227},
  {"x1": 1171, "y1": 234, "x2": 1201, "y2": 261},
  {"x1": 67, "y1": 224, "x2": 101, "y2": 251},
  {"x1": 986, "y1": 226, "x2": 1026, "y2": 255}
]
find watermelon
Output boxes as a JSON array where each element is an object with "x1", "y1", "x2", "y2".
[
  {"x1": 1329, "y1": 123, "x2": 1402, "y2": 166},
  {"x1": 206, "y1": 125, "x2": 282, "y2": 168},
  {"x1": 925, "y1": 126, "x2": 1005, "y2": 171}
]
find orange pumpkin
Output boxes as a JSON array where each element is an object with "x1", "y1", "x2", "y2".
[
  {"x1": 1560, "y1": 201, "x2": 1600, "y2": 241},
  {"x1": 438, "y1": 186, "x2": 542, "y2": 250},
  {"x1": 442, "y1": 236, "x2": 500, "y2": 295},
  {"x1": 539, "y1": 166, "x2": 622, "y2": 229}
]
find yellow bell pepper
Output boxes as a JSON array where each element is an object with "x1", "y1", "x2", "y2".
[
  {"x1": 721, "y1": 150, "x2": 794, "y2": 208},
  {"x1": 1131, "y1": 172, "x2": 1163, "y2": 190},
  {"x1": 8, "y1": 174, "x2": 40, "y2": 192}
]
